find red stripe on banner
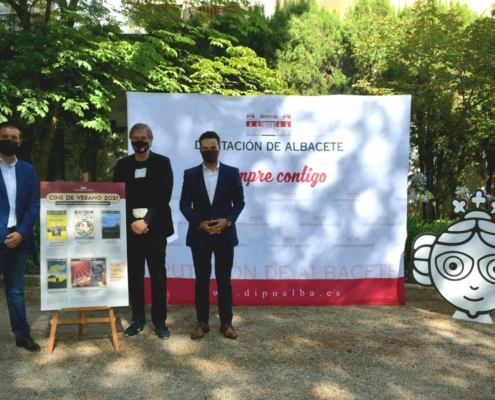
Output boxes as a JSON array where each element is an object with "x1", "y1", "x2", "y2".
[{"x1": 145, "y1": 278, "x2": 405, "y2": 306}]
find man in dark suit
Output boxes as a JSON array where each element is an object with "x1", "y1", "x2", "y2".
[
  {"x1": 180, "y1": 131, "x2": 245, "y2": 340},
  {"x1": 113, "y1": 123, "x2": 174, "y2": 339},
  {"x1": 0, "y1": 122, "x2": 41, "y2": 352}
]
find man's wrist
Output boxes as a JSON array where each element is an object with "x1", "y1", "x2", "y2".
[{"x1": 225, "y1": 218, "x2": 232, "y2": 227}]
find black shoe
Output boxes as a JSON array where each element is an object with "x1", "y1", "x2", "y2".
[
  {"x1": 155, "y1": 325, "x2": 170, "y2": 340},
  {"x1": 16, "y1": 336, "x2": 41, "y2": 352},
  {"x1": 124, "y1": 322, "x2": 144, "y2": 338}
]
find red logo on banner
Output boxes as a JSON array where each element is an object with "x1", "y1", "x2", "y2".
[{"x1": 246, "y1": 113, "x2": 292, "y2": 136}]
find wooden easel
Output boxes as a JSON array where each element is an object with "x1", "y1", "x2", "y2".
[
  {"x1": 48, "y1": 307, "x2": 119, "y2": 355},
  {"x1": 47, "y1": 173, "x2": 120, "y2": 355}
]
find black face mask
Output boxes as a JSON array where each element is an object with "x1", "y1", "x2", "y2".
[
  {"x1": 131, "y1": 140, "x2": 150, "y2": 155},
  {"x1": 200, "y1": 150, "x2": 219, "y2": 164},
  {"x1": 0, "y1": 140, "x2": 19, "y2": 157}
]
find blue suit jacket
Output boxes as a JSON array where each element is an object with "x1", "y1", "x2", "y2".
[
  {"x1": 0, "y1": 159, "x2": 39, "y2": 253},
  {"x1": 180, "y1": 162, "x2": 245, "y2": 248}
]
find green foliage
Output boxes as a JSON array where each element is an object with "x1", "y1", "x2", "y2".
[
  {"x1": 404, "y1": 215, "x2": 453, "y2": 282},
  {"x1": 0, "y1": 0, "x2": 287, "y2": 181},
  {"x1": 347, "y1": 0, "x2": 394, "y2": 17},
  {"x1": 2, "y1": 0, "x2": 493, "y2": 205},
  {"x1": 260, "y1": 0, "x2": 312, "y2": 65},
  {"x1": 25, "y1": 217, "x2": 40, "y2": 274},
  {"x1": 190, "y1": 44, "x2": 288, "y2": 95},
  {"x1": 0, "y1": 18, "x2": 133, "y2": 179},
  {"x1": 352, "y1": 0, "x2": 495, "y2": 215},
  {"x1": 274, "y1": 0, "x2": 345, "y2": 94},
  {"x1": 265, "y1": 0, "x2": 398, "y2": 94},
  {"x1": 408, "y1": 172, "x2": 436, "y2": 220},
  {"x1": 208, "y1": 3, "x2": 273, "y2": 49}
]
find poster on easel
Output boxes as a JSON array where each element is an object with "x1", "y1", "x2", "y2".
[
  {"x1": 46, "y1": 211, "x2": 67, "y2": 241},
  {"x1": 74, "y1": 210, "x2": 95, "y2": 240},
  {"x1": 40, "y1": 182, "x2": 128, "y2": 311}
]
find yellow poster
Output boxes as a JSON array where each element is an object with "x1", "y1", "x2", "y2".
[{"x1": 46, "y1": 211, "x2": 67, "y2": 241}]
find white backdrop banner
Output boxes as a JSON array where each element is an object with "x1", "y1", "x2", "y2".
[{"x1": 127, "y1": 93, "x2": 410, "y2": 306}]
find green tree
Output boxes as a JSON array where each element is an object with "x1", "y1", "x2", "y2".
[
  {"x1": 0, "y1": 0, "x2": 287, "y2": 181},
  {"x1": 0, "y1": 16, "x2": 128, "y2": 180},
  {"x1": 339, "y1": 0, "x2": 395, "y2": 89},
  {"x1": 261, "y1": 0, "x2": 312, "y2": 65},
  {"x1": 264, "y1": 0, "x2": 397, "y2": 95},
  {"x1": 121, "y1": 0, "x2": 288, "y2": 95},
  {"x1": 269, "y1": 0, "x2": 346, "y2": 94},
  {"x1": 353, "y1": 0, "x2": 495, "y2": 214}
]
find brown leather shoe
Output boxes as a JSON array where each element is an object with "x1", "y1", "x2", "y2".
[
  {"x1": 191, "y1": 322, "x2": 210, "y2": 340},
  {"x1": 220, "y1": 323, "x2": 237, "y2": 340}
]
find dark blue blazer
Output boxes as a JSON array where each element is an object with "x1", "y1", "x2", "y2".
[
  {"x1": 0, "y1": 159, "x2": 39, "y2": 253},
  {"x1": 180, "y1": 162, "x2": 245, "y2": 248}
]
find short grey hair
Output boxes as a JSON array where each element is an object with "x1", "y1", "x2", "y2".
[{"x1": 129, "y1": 123, "x2": 153, "y2": 140}]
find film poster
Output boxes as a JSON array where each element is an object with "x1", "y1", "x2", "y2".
[
  {"x1": 46, "y1": 211, "x2": 67, "y2": 241},
  {"x1": 39, "y1": 182, "x2": 129, "y2": 310},
  {"x1": 75, "y1": 210, "x2": 95, "y2": 239}
]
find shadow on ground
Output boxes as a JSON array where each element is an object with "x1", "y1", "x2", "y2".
[{"x1": 0, "y1": 287, "x2": 493, "y2": 399}]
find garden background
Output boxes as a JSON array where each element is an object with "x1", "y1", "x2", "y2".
[{"x1": 1, "y1": 0, "x2": 495, "y2": 282}]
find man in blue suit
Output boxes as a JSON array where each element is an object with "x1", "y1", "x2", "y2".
[
  {"x1": 180, "y1": 131, "x2": 245, "y2": 340},
  {"x1": 0, "y1": 122, "x2": 41, "y2": 352}
]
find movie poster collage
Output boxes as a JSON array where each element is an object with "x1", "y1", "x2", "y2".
[{"x1": 46, "y1": 210, "x2": 121, "y2": 290}]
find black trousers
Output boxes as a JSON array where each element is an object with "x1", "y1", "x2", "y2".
[
  {"x1": 191, "y1": 236, "x2": 234, "y2": 324},
  {"x1": 127, "y1": 231, "x2": 167, "y2": 327}
]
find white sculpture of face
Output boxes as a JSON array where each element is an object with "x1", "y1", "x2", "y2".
[
  {"x1": 430, "y1": 233, "x2": 495, "y2": 318},
  {"x1": 412, "y1": 190, "x2": 495, "y2": 323}
]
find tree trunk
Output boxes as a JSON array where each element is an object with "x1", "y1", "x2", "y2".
[
  {"x1": 31, "y1": 102, "x2": 61, "y2": 181},
  {"x1": 59, "y1": 128, "x2": 66, "y2": 181},
  {"x1": 91, "y1": 130, "x2": 98, "y2": 182}
]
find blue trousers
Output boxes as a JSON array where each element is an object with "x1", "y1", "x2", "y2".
[{"x1": 0, "y1": 244, "x2": 30, "y2": 340}]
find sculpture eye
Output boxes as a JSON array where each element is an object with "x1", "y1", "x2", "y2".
[
  {"x1": 448, "y1": 261, "x2": 459, "y2": 272},
  {"x1": 435, "y1": 252, "x2": 474, "y2": 281},
  {"x1": 478, "y1": 255, "x2": 495, "y2": 284}
]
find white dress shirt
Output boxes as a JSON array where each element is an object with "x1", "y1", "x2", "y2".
[
  {"x1": 0, "y1": 157, "x2": 17, "y2": 227},
  {"x1": 203, "y1": 162, "x2": 219, "y2": 205}
]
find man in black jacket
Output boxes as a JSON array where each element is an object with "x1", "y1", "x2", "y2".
[{"x1": 113, "y1": 123, "x2": 174, "y2": 339}]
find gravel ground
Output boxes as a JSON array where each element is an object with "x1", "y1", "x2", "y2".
[{"x1": 1, "y1": 285, "x2": 494, "y2": 400}]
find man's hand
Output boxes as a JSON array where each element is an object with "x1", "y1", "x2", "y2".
[
  {"x1": 200, "y1": 219, "x2": 228, "y2": 235},
  {"x1": 4, "y1": 232, "x2": 23, "y2": 248},
  {"x1": 131, "y1": 220, "x2": 149, "y2": 235}
]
